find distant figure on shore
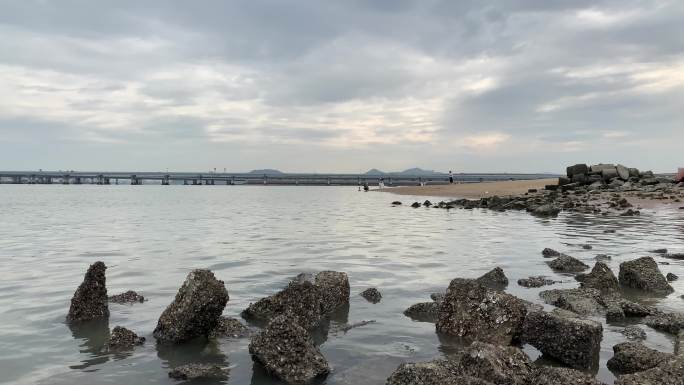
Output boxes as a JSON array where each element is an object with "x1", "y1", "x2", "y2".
[
  {"x1": 449, "y1": 170, "x2": 454, "y2": 184},
  {"x1": 379, "y1": 177, "x2": 385, "y2": 190},
  {"x1": 363, "y1": 182, "x2": 369, "y2": 192}
]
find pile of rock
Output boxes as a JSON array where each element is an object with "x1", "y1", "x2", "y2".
[{"x1": 558, "y1": 163, "x2": 669, "y2": 191}]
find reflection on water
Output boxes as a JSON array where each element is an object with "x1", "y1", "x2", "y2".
[
  {"x1": 68, "y1": 319, "x2": 110, "y2": 370},
  {"x1": 0, "y1": 185, "x2": 682, "y2": 384}
]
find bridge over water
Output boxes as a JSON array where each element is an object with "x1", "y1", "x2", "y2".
[{"x1": 0, "y1": 171, "x2": 556, "y2": 186}]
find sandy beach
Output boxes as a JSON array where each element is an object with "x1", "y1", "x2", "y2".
[{"x1": 382, "y1": 178, "x2": 559, "y2": 199}]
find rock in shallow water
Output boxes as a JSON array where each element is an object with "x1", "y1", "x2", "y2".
[
  {"x1": 528, "y1": 366, "x2": 605, "y2": 385},
  {"x1": 104, "y1": 326, "x2": 145, "y2": 350},
  {"x1": 243, "y1": 280, "x2": 323, "y2": 329},
  {"x1": 576, "y1": 262, "x2": 619, "y2": 292},
  {"x1": 614, "y1": 356, "x2": 684, "y2": 385},
  {"x1": 618, "y1": 257, "x2": 673, "y2": 294},
  {"x1": 360, "y1": 287, "x2": 382, "y2": 303},
  {"x1": 621, "y1": 325, "x2": 647, "y2": 341},
  {"x1": 153, "y1": 269, "x2": 229, "y2": 343},
  {"x1": 314, "y1": 271, "x2": 350, "y2": 314},
  {"x1": 210, "y1": 316, "x2": 250, "y2": 338},
  {"x1": 249, "y1": 315, "x2": 329, "y2": 384},
  {"x1": 547, "y1": 254, "x2": 590, "y2": 273},
  {"x1": 67, "y1": 261, "x2": 109, "y2": 323},
  {"x1": 108, "y1": 290, "x2": 144, "y2": 304},
  {"x1": 404, "y1": 302, "x2": 439, "y2": 322},
  {"x1": 518, "y1": 276, "x2": 556, "y2": 288},
  {"x1": 475, "y1": 267, "x2": 508, "y2": 290},
  {"x1": 168, "y1": 363, "x2": 229, "y2": 380},
  {"x1": 522, "y1": 310, "x2": 602, "y2": 370},
  {"x1": 645, "y1": 312, "x2": 684, "y2": 335},
  {"x1": 607, "y1": 342, "x2": 672, "y2": 375},
  {"x1": 436, "y1": 278, "x2": 527, "y2": 345}
]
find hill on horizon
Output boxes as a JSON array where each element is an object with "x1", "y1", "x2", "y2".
[
  {"x1": 364, "y1": 167, "x2": 445, "y2": 175},
  {"x1": 248, "y1": 169, "x2": 284, "y2": 175}
]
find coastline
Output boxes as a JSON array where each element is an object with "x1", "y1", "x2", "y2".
[{"x1": 379, "y1": 178, "x2": 558, "y2": 199}]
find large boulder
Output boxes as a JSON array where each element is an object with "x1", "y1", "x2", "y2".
[
  {"x1": 436, "y1": 278, "x2": 527, "y2": 345},
  {"x1": 547, "y1": 255, "x2": 589, "y2": 272},
  {"x1": 567, "y1": 164, "x2": 589, "y2": 177},
  {"x1": 314, "y1": 271, "x2": 350, "y2": 314},
  {"x1": 617, "y1": 165, "x2": 630, "y2": 180},
  {"x1": 153, "y1": 269, "x2": 229, "y2": 343},
  {"x1": 528, "y1": 366, "x2": 604, "y2": 385},
  {"x1": 475, "y1": 267, "x2": 509, "y2": 290},
  {"x1": 66, "y1": 261, "x2": 109, "y2": 322},
  {"x1": 249, "y1": 315, "x2": 329, "y2": 384},
  {"x1": 522, "y1": 310, "x2": 602, "y2": 370},
  {"x1": 614, "y1": 356, "x2": 684, "y2": 385},
  {"x1": 576, "y1": 262, "x2": 619, "y2": 292},
  {"x1": 242, "y1": 280, "x2": 323, "y2": 329},
  {"x1": 607, "y1": 342, "x2": 672, "y2": 375},
  {"x1": 619, "y1": 257, "x2": 673, "y2": 294}
]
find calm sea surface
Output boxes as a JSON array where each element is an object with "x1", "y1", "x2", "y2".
[{"x1": 1, "y1": 185, "x2": 683, "y2": 385}]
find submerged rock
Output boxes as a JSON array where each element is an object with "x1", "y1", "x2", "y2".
[
  {"x1": 547, "y1": 255, "x2": 590, "y2": 273},
  {"x1": 314, "y1": 271, "x2": 350, "y2": 314},
  {"x1": 67, "y1": 261, "x2": 109, "y2": 323},
  {"x1": 153, "y1": 269, "x2": 229, "y2": 343},
  {"x1": 404, "y1": 302, "x2": 439, "y2": 322},
  {"x1": 528, "y1": 366, "x2": 604, "y2": 385},
  {"x1": 360, "y1": 287, "x2": 382, "y2": 303},
  {"x1": 621, "y1": 326, "x2": 647, "y2": 341},
  {"x1": 249, "y1": 315, "x2": 329, "y2": 384},
  {"x1": 522, "y1": 310, "x2": 602, "y2": 369},
  {"x1": 618, "y1": 257, "x2": 673, "y2": 294},
  {"x1": 644, "y1": 312, "x2": 684, "y2": 335},
  {"x1": 243, "y1": 280, "x2": 323, "y2": 329},
  {"x1": 607, "y1": 342, "x2": 672, "y2": 375},
  {"x1": 104, "y1": 326, "x2": 145, "y2": 350},
  {"x1": 210, "y1": 316, "x2": 250, "y2": 338},
  {"x1": 475, "y1": 267, "x2": 509, "y2": 290},
  {"x1": 542, "y1": 248, "x2": 562, "y2": 258},
  {"x1": 517, "y1": 276, "x2": 556, "y2": 288},
  {"x1": 533, "y1": 204, "x2": 561, "y2": 217},
  {"x1": 576, "y1": 262, "x2": 619, "y2": 292},
  {"x1": 108, "y1": 290, "x2": 145, "y2": 304},
  {"x1": 436, "y1": 278, "x2": 527, "y2": 345},
  {"x1": 668, "y1": 273, "x2": 679, "y2": 282},
  {"x1": 614, "y1": 356, "x2": 684, "y2": 385},
  {"x1": 168, "y1": 363, "x2": 229, "y2": 380}
]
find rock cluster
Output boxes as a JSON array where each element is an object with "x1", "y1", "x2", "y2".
[
  {"x1": 386, "y1": 342, "x2": 603, "y2": 385},
  {"x1": 436, "y1": 278, "x2": 527, "y2": 345},
  {"x1": 104, "y1": 326, "x2": 145, "y2": 350},
  {"x1": 242, "y1": 271, "x2": 349, "y2": 329},
  {"x1": 153, "y1": 269, "x2": 229, "y2": 343},
  {"x1": 249, "y1": 315, "x2": 329, "y2": 384},
  {"x1": 67, "y1": 261, "x2": 109, "y2": 323}
]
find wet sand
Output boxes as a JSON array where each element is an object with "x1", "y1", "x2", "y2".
[{"x1": 381, "y1": 178, "x2": 558, "y2": 199}]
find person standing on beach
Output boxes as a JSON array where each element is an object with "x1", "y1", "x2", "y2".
[{"x1": 449, "y1": 170, "x2": 454, "y2": 184}]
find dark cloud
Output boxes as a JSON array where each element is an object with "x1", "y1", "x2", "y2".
[{"x1": 0, "y1": 0, "x2": 682, "y2": 172}]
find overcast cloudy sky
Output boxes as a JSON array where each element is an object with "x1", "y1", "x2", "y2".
[{"x1": 0, "y1": 1, "x2": 682, "y2": 173}]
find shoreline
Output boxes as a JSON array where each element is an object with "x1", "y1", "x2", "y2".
[{"x1": 379, "y1": 178, "x2": 558, "y2": 199}]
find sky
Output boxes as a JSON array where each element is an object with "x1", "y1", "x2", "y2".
[{"x1": 0, "y1": 1, "x2": 682, "y2": 173}]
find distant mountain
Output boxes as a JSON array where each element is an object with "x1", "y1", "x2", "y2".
[
  {"x1": 363, "y1": 167, "x2": 444, "y2": 176},
  {"x1": 364, "y1": 168, "x2": 386, "y2": 175},
  {"x1": 248, "y1": 169, "x2": 284, "y2": 175},
  {"x1": 398, "y1": 167, "x2": 444, "y2": 175}
]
